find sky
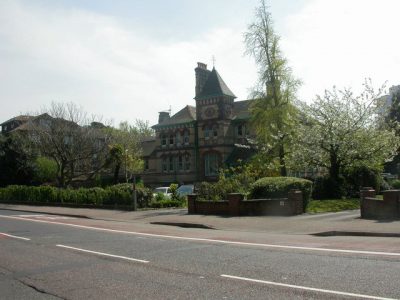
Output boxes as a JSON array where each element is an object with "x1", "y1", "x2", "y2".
[{"x1": 0, "y1": 0, "x2": 399, "y2": 126}]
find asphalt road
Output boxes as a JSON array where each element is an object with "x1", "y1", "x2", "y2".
[{"x1": 0, "y1": 209, "x2": 399, "y2": 300}]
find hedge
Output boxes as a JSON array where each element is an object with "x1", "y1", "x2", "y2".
[
  {"x1": 0, "y1": 184, "x2": 153, "y2": 208},
  {"x1": 249, "y1": 177, "x2": 313, "y2": 211}
]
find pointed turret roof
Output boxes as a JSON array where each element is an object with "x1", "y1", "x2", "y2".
[{"x1": 195, "y1": 67, "x2": 236, "y2": 100}]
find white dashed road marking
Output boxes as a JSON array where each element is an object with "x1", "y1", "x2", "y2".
[
  {"x1": 0, "y1": 232, "x2": 30, "y2": 241},
  {"x1": 221, "y1": 274, "x2": 397, "y2": 300},
  {"x1": 1, "y1": 214, "x2": 399, "y2": 257},
  {"x1": 56, "y1": 244, "x2": 149, "y2": 263}
]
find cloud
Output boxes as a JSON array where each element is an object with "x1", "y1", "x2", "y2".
[
  {"x1": 0, "y1": 1, "x2": 257, "y2": 126},
  {"x1": 281, "y1": 0, "x2": 400, "y2": 100}
]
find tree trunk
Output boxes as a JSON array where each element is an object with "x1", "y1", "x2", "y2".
[
  {"x1": 113, "y1": 162, "x2": 121, "y2": 184},
  {"x1": 329, "y1": 149, "x2": 340, "y2": 181},
  {"x1": 279, "y1": 144, "x2": 287, "y2": 176}
]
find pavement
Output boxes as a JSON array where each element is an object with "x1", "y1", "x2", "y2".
[{"x1": 0, "y1": 203, "x2": 399, "y2": 236}]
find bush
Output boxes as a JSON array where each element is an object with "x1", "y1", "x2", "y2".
[
  {"x1": 312, "y1": 176, "x2": 345, "y2": 200},
  {"x1": 391, "y1": 179, "x2": 400, "y2": 189},
  {"x1": 249, "y1": 177, "x2": 313, "y2": 211},
  {"x1": 0, "y1": 184, "x2": 153, "y2": 208},
  {"x1": 343, "y1": 165, "x2": 382, "y2": 197},
  {"x1": 34, "y1": 157, "x2": 58, "y2": 184}
]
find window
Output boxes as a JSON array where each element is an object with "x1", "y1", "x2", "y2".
[
  {"x1": 176, "y1": 132, "x2": 181, "y2": 146},
  {"x1": 184, "y1": 154, "x2": 191, "y2": 171},
  {"x1": 169, "y1": 134, "x2": 174, "y2": 146},
  {"x1": 237, "y1": 124, "x2": 245, "y2": 136},
  {"x1": 204, "y1": 153, "x2": 219, "y2": 176},
  {"x1": 162, "y1": 158, "x2": 167, "y2": 172},
  {"x1": 145, "y1": 159, "x2": 149, "y2": 170},
  {"x1": 204, "y1": 126, "x2": 212, "y2": 139},
  {"x1": 161, "y1": 134, "x2": 167, "y2": 146},
  {"x1": 178, "y1": 155, "x2": 183, "y2": 171},
  {"x1": 213, "y1": 125, "x2": 218, "y2": 137},
  {"x1": 169, "y1": 156, "x2": 174, "y2": 171},
  {"x1": 183, "y1": 130, "x2": 189, "y2": 144},
  {"x1": 204, "y1": 125, "x2": 217, "y2": 139}
]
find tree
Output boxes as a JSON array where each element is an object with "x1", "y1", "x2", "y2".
[
  {"x1": 291, "y1": 81, "x2": 400, "y2": 189},
  {"x1": 0, "y1": 134, "x2": 35, "y2": 186},
  {"x1": 107, "y1": 120, "x2": 153, "y2": 183},
  {"x1": 244, "y1": 0, "x2": 300, "y2": 176},
  {"x1": 27, "y1": 102, "x2": 111, "y2": 187}
]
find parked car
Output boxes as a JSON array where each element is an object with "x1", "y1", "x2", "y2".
[
  {"x1": 177, "y1": 184, "x2": 194, "y2": 197},
  {"x1": 153, "y1": 187, "x2": 171, "y2": 199}
]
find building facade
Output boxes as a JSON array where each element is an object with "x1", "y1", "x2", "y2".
[{"x1": 141, "y1": 62, "x2": 255, "y2": 186}]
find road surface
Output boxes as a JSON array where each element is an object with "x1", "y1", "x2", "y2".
[{"x1": 0, "y1": 209, "x2": 399, "y2": 299}]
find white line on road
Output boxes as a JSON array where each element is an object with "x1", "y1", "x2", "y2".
[
  {"x1": 0, "y1": 232, "x2": 30, "y2": 241},
  {"x1": 1, "y1": 214, "x2": 400, "y2": 257},
  {"x1": 220, "y1": 274, "x2": 397, "y2": 300},
  {"x1": 56, "y1": 244, "x2": 149, "y2": 263}
]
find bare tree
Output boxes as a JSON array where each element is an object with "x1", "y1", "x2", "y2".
[{"x1": 26, "y1": 102, "x2": 111, "y2": 187}]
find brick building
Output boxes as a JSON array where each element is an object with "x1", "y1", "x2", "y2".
[{"x1": 141, "y1": 62, "x2": 255, "y2": 186}]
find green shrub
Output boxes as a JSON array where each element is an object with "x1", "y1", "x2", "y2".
[
  {"x1": 249, "y1": 177, "x2": 313, "y2": 211},
  {"x1": 149, "y1": 198, "x2": 185, "y2": 208},
  {"x1": 34, "y1": 157, "x2": 58, "y2": 184},
  {"x1": 343, "y1": 165, "x2": 382, "y2": 197},
  {"x1": 391, "y1": 179, "x2": 400, "y2": 189},
  {"x1": 312, "y1": 176, "x2": 346, "y2": 200}
]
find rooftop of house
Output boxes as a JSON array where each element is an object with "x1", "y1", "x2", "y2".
[
  {"x1": 0, "y1": 115, "x2": 33, "y2": 126},
  {"x1": 153, "y1": 105, "x2": 196, "y2": 128},
  {"x1": 195, "y1": 67, "x2": 236, "y2": 100}
]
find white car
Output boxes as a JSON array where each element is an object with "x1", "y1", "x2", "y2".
[{"x1": 153, "y1": 187, "x2": 172, "y2": 199}]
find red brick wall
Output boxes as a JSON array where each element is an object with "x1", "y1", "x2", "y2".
[
  {"x1": 188, "y1": 190, "x2": 303, "y2": 216},
  {"x1": 360, "y1": 188, "x2": 400, "y2": 219}
]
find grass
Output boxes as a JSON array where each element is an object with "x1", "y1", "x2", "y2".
[{"x1": 306, "y1": 198, "x2": 360, "y2": 214}]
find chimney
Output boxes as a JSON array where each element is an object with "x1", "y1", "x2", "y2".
[
  {"x1": 195, "y1": 62, "x2": 210, "y2": 97},
  {"x1": 158, "y1": 111, "x2": 170, "y2": 124}
]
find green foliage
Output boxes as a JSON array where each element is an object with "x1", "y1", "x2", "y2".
[
  {"x1": 149, "y1": 198, "x2": 185, "y2": 208},
  {"x1": 0, "y1": 134, "x2": 35, "y2": 186},
  {"x1": 34, "y1": 157, "x2": 58, "y2": 183},
  {"x1": 249, "y1": 177, "x2": 312, "y2": 211},
  {"x1": 306, "y1": 199, "x2": 360, "y2": 214},
  {"x1": 312, "y1": 176, "x2": 346, "y2": 200},
  {"x1": 245, "y1": 0, "x2": 301, "y2": 176},
  {"x1": 0, "y1": 184, "x2": 153, "y2": 208},
  {"x1": 291, "y1": 81, "x2": 400, "y2": 185},
  {"x1": 343, "y1": 165, "x2": 382, "y2": 197},
  {"x1": 391, "y1": 179, "x2": 400, "y2": 189}
]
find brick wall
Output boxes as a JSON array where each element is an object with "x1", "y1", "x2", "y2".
[
  {"x1": 188, "y1": 190, "x2": 303, "y2": 216},
  {"x1": 360, "y1": 188, "x2": 400, "y2": 219}
]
